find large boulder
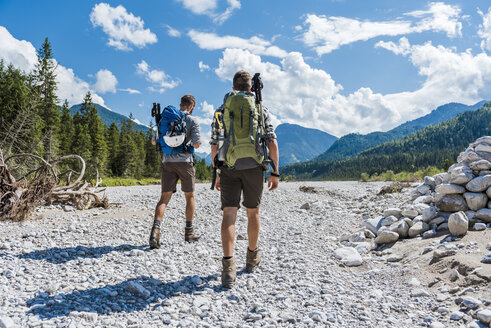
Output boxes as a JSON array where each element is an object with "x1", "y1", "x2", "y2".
[
  {"x1": 433, "y1": 172, "x2": 450, "y2": 185},
  {"x1": 361, "y1": 217, "x2": 383, "y2": 235},
  {"x1": 475, "y1": 143, "x2": 491, "y2": 153},
  {"x1": 374, "y1": 231, "x2": 399, "y2": 244},
  {"x1": 466, "y1": 175, "x2": 491, "y2": 192},
  {"x1": 475, "y1": 208, "x2": 491, "y2": 222},
  {"x1": 448, "y1": 212, "x2": 468, "y2": 236},
  {"x1": 383, "y1": 208, "x2": 402, "y2": 218},
  {"x1": 389, "y1": 220, "x2": 409, "y2": 238},
  {"x1": 435, "y1": 183, "x2": 466, "y2": 195},
  {"x1": 408, "y1": 221, "x2": 430, "y2": 237},
  {"x1": 402, "y1": 207, "x2": 419, "y2": 219},
  {"x1": 469, "y1": 159, "x2": 491, "y2": 171},
  {"x1": 487, "y1": 186, "x2": 491, "y2": 198},
  {"x1": 436, "y1": 194, "x2": 468, "y2": 212},
  {"x1": 457, "y1": 148, "x2": 481, "y2": 163},
  {"x1": 471, "y1": 136, "x2": 491, "y2": 147},
  {"x1": 463, "y1": 192, "x2": 488, "y2": 211},
  {"x1": 449, "y1": 165, "x2": 474, "y2": 185},
  {"x1": 422, "y1": 206, "x2": 438, "y2": 222}
]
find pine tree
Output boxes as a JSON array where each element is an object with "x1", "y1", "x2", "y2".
[
  {"x1": 58, "y1": 100, "x2": 74, "y2": 155},
  {"x1": 80, "y1": 92, "x2": 107, "y2": 178},
  {"x1": 71, "y1": 111, "x2": 91, "y2": 161},
  {"x1": 34, "y1": 37, "x2": 60, "y2": 160},
  {"x1": 106, "y1": 121, "x2": 120, "y2": 175}
]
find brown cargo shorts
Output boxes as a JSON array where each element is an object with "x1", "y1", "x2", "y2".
[
  {"x1": 219, "y1": 166, "x2": 264, "y2": 209},
  {"x1": 161, "y1": 162, "x2": 195, "y2": 193}
]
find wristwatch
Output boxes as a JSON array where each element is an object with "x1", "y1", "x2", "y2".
[{"x1": 270, "y1": 172, "x2": 280, "y2": 177}]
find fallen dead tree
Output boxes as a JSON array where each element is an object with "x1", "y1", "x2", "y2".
[{"x1": 0, "y1": 150, "x2": 108, "y2": 221}]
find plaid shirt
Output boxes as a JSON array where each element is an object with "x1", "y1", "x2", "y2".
[{"x1": 210, "y1": 91, "x2": 276, "y2": 145}]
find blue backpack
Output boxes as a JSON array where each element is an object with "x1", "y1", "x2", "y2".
[{"x1": 156, "y1": 105, "x2": 194, "y2": 155}]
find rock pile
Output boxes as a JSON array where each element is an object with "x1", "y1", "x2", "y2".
[
  {"x1": 354, "y1": 136, "x2": 491, "y2": 246},
  {"x1": 340, "y1": 136, "x2": 491, "y2": 256}
]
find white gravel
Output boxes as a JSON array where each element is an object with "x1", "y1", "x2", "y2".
[{"x1": 0, "y1": 181, "x2": 483, "y2": 327}]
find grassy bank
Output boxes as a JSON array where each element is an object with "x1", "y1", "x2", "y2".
[{"x1": 360, "y1": 166, "x2": 444, "y2": 182}]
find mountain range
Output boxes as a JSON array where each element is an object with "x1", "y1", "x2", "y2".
[
  {"x1": 275, "y1": 123, "x2": 338, "y2": 166},
  {"x1": 314, "y1": 100, "x2": 488, "y2": 162},
  {"x1": 282, "y1": 102, "x2": 491, "y2": 180},
  {"x1": 70, "y1": 103, "x2": 149, "y2": 133}
]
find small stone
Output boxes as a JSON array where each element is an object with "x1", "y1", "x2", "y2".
[
  {"x1": 387, "y1": 254, "x2": 403, "y2": 262},
  {"x1": 411, "y1": 289, "x2": 430, "y2": 297},
  {"x1": 450, "y1": 269, "x2": 459, "y2": 282},
  {"x1": 473, "y1": 223, "x2": 486, "y2": 231},
  {"x1": 124, "y1": 281, "x2": 151, "y2": 299},
  {"x1": 461, "y1": 296, "x2": 482, "y2": 309},
  {"x1": 433, "y1": 244, "x2": 457, "y2": 259},
  {"x1": 429, "y1": 322, "x2": 445, "y2": 328},
  {"x1": 486, "y1": 242, "x2": 491, "y2": 251},
  {"x1": 481, "y1": 254, "x2": 491, "y2": 264},
  {"x1": 402, "y1": 208, "x2": 419, "y2": 219},
  {"x1": 407, "y1": 278, "x2": 420, "y2": 287},
  {"x1": 381, "y1": 215, "x2": 398, "y2": 226},
  {"x1": 476, "y1": 309, "x2": 491, "y2": 324},
  {"x1": 300, "y1": 203, "x2": 310, "y2": 210},
  {"x1": 450, "y1": 311, "x2": 465, "y2": 320},
  {"x1": 333, "y1": 247, "x2": 363, "y2": 266},
  {"x1": 361, "y1": 217, "x2": 383, "y2": 235}
]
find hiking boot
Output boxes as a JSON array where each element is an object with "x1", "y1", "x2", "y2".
[
  {"x1": 246, "y1": 248, "x2": 261, "y2": 273},
  {"x1": 149, "y1": 226, "x2": 160, "y2": 249},
  {"x1": 185, "y1": 226, "x2": 200, "y2": 242},
  {"x1": 221, "y1": 257, "x2": 236, "y2": 289}
]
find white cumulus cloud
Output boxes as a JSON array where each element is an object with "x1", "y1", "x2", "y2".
[
  {"x1": 478, "y1": 7, "x2": 491, "y2": 52},
  {"x1": 90, "y1": 3, "x2": 157, "y2": 51},
  {"x1": 93, "y1": 69, "x2": 118, "y2": 94},
  {"x1": 214, "y1": 46, "x2": 491, "y2": 136},
  {"x1": 198, "y1": 61, "x2": 211, "y2": 72},
  {"x1": 176, "y1": 0, "x2": 241, "y2": 24},
  {"x1": 0, "y1": 26, "x2": 105, "y2": 106},
  {"x1": 188, "y1": 30, "x2": 287, "y2": 58},
  {"x1": 301, "y1": 2, "x2": 462, "y2": 55},
  {"x1": 136, "y1": 60, "x2": 180, "y2": 93}
]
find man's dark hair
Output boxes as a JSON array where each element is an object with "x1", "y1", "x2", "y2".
[
  {"x1": 181, "y1": 94, "x2": 196, "y2": 113},
  {"x1": 233, "y1": 70, "x2": 252, "y2": 91}
]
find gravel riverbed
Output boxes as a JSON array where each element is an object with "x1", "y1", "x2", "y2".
[{"x1": 0, "y1": 181, "x2": 489, "y2": 327}]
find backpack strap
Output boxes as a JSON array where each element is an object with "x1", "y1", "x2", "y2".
[
  {"x1": 229, "y1": 111, "x2": 236, "y2": 146},
  {"x1": 249, "y1": 108, "x2": 255, "y2": 144}
]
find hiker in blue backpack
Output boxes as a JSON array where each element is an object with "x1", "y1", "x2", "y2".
[{"x1": 150, "y1": 95, "x2": 201, "y2": 249}]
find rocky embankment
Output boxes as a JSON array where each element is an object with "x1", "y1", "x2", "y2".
[
  {"x1": 338, "y1": 136, "x2": 491, "y2": 328},
  {"x1": 0, "y1": 138, "x2": 490, "y2": 327}
]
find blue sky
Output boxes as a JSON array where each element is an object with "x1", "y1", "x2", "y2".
[{"x1": 1, "y1": 0, "x2": 491, "y2": 148}]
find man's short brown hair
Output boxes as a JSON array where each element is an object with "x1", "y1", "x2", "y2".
[
  {"x1": 233, "y1": 70, "x2": 252, "y2": 91},
  {"x1": 180, "y1": 94, "x2": 196, "y2": 113}
]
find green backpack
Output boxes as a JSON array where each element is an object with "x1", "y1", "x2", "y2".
[{"x1": 222, "y1": 92, "x2": 264, "y2": 168}]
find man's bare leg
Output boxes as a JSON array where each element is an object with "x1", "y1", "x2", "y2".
[
  {"x1": 221, "y1": 206, "x2": 238, "y2": 288},
  {"x1": 150, "y1": 192, "x2": 172, "y2": 249},
  {"x1": 221, "y1": 207, "x2": 238, "y2": 257},
  {"x1": 184, "y1": 191, "x2": 200, "y2": 241},
  {"x1": 245, "y1": 208, "x2": 261, "y2": 273},
  {"x1": 246, "y1": 208, "x2": 260, "y2": 251}
]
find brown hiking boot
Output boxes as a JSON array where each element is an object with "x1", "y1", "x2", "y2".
[
  {"x1": 149, "y1": 226, "x2": 160, "y2": 249},
  {"x1": 221, "y1": 257, "x2": 236, "y2": 289},
  {"x1": 246, "y1": 248, "x2": 261, "y2": 273},
  {"x1": 185, "y1": 226, "x2": 200, "y2": 242}
]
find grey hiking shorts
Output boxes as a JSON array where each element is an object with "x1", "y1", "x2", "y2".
[{"x1": 219, "y1": 166, "x2": 264, "y2": 209}]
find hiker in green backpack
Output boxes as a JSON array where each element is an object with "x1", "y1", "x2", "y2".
[{"x1": 210, "y1": 70, "x2": 279, "y2": 289}]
